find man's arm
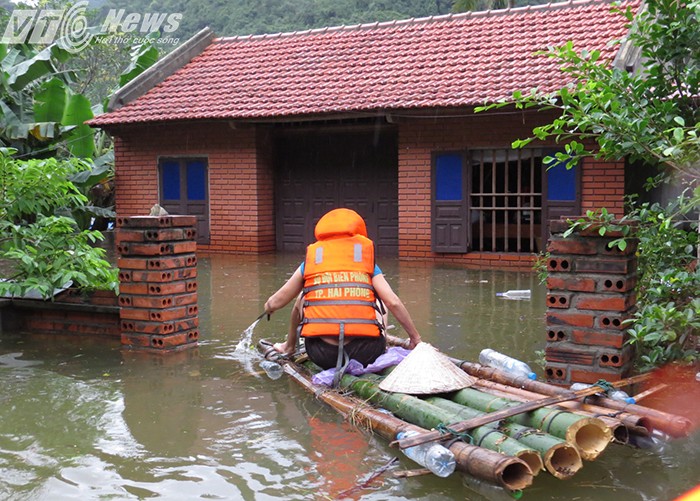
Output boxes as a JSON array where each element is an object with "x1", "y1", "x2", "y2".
[
  {"x1": 265, "y1": 267, "x2": 304, "y2": 356},
  {"x1": 265, "y1": 266, "x2": 303, "y2": 314}
]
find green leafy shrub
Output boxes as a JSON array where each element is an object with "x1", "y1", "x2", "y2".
[
  {"x1": 0, "y1": 149, "x2": 118, "y2": 299},
  {"x1": 624, "y1": 197, "x2": 699, "y2": 371}
]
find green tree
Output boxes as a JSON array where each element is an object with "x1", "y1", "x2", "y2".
[
  {"x1": 0, "y1": 149, "x2": 118, "y2": 299},
  {"x1": 0, "y1": 7, "x2": 162, "y2": 296},
  {"x1": 453, "y1": 0, "x2": 513, "y2": 11}
]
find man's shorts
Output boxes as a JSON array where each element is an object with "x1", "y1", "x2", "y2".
[{"x1": 304, "y1": 335, "x2": 387, "y2": 370}]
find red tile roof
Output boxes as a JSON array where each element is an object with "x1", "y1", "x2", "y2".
[{"x1": 89, "y1": 0, "x2": 638, "y2": 126}]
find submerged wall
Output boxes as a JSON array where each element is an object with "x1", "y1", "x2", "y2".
[{"x1": 0, "y1": 290, "x2": 120, "y2": 337}]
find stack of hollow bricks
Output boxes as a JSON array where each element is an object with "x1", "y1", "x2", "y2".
[
  {"x1": 116, "y1": 216, "x2": 199, "y2": 351},
  {"x1": 544, "y1": 219, "x2": 638, "y2": 385}
]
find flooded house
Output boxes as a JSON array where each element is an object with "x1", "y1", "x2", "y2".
[{"x1": 89, "y1": 0, "x2": 639, "y2": 270}]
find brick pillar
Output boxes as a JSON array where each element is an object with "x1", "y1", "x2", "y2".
[
  {"x1": 116, "y1": 216, "x2": 199, "y2": 352},
  {"x1": 544, "y1": 219, "x2": 638, "y2": 385}
]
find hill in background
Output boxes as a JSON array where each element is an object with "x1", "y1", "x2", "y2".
[{"x1": 97, "y1": 0, "x2": 548, "y2": 41}]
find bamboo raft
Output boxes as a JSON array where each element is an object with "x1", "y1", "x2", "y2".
[{"x1": 257, "y1": 335, "x2": 693, "y2": 495}]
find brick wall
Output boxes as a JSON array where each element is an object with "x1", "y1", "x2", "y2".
[
  {"x1": 396, "y1": 112, "x2": 626, "y2": 267},
  {"x1": 113, "y1": 122, "x2": 275, "y2": 255},
  {"x1": 581, "y1": 158, "x2": 626, "y2": 216},
  {"x1": 2, "y1": 291, "x2": 120, "y2": 337}
]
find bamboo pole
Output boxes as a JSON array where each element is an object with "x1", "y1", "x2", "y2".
[
  {"x1": 257, "y1": 341, "x2": 534, "y2": 491},
  {"x1": 450, "y1": 387, "x2": 612, "y2": 461},
  {"x1": 564, "y1": 392, "x2": 690, "y2": 438},
  {"x1": 447, "y1": 356, "x2": 685, "y2": 437},
  {"x1": 386, "y1": 335, "x2": 691, "y2": 439},
  {"x1": 337, "y1": 373, "x2": 545, "y2": 477},
  {"x1": 394, "y1": 377, "x2": 615, "y2": 453},
  {"x1": 426, "y1": 397, "x2": 583, "y2": 480},
  {"x1": 471, "y1": 379, "x2": 653, "y2": 443},
  {"x1": 461, "y1": 362, "x2": 688, "y2": 438}
]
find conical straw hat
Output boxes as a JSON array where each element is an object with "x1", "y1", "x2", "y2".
[{"x1": 379, "y1": 342, "x2": 476, "y2": 395}]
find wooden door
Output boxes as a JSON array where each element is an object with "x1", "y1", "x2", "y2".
[{"x1": 276, "y1": 129, "x2": 398, "y2": 254}]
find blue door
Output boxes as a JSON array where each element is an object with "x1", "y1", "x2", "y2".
[{"x1": 159, "y1": 158, "x2": 210, "y2": 244}]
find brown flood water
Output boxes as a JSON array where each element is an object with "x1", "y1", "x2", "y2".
[{"x1": 0, "y1": 254, "x2": 698, "y2": 500}]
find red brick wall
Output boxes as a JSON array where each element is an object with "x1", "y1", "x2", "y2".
[
  {"x1": 580, "y1": 158, "x2": 626, "y2": 217},
  {"x1": 113, "y1": 123, "x2": 275, "y2": 254},
  {"x1": 111, "y1": 114, "x2": 624, "y2": 265},
  {"x1": 396, "y1": 112, "x2": 625, "y2": 269}
]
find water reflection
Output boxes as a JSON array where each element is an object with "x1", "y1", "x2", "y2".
[{"x1": 0, "y1": 254, "x2": 698, "y2": 500}]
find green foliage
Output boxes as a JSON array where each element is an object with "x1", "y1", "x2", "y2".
[
  {"x1": 563, "y1": 207, "x2": 632, "y2": 251},
  {"x1": 0, "y1": 149, "x2": 118, "y2": 299},
  {"x1": 623, "y1": 197, "x2": 699, "y2": 371},
  {"x1": 119, "y1": 37, "x2": 160, "y2": 87},
  {"x1": 533, "y1": 251, "x2": 549, "y2": 285},
  {"x1": 0, "y1": 40, "x2": 94, "y2": 157},
  {"x1": 453, "y1": 0, "x2": 549, "y2": 12},
  {"x1": 66, "y1": 152, "x2": 116, "y2": 230},
  {"x1": 100, "y1": 0, "x2": 447, "y2": 39},
  {"x1": 0, "y1": 5, "x2": 164, "y2": 298}
]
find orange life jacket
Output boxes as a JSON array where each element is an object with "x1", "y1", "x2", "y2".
[{"x1": 300, "y1": 208, "x2": 382, "y2": 338}]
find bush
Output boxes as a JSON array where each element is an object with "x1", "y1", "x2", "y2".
[
  {"x1": 624, "y1": 198, "x2": 699, "y2": 371},
  {"x1": 0, "y1": 149, "x2": 118, "y2": 299}
]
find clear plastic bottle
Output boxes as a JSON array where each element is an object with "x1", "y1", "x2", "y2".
[
  {"x1": 463, "y1": 474, "x2": 523, "y2": 500},
  {"x1": 478, "y1": 349, "x2": 537, "y2": 380},
  {"x1": 628, "y1": 429, "x2": 671, "y2": 454},
  {"x1": 570, "y1": 382, "x2": 636, "y2": 404},
  {"x1": 395, "y1": 430, "x2": 456, "y2": 477},
  {"x1": 260, "y1": 360, "x2": 284, "y2": 380},
  {"x1": 495, "y1": 289, "x2": 531, "y2": 300}
]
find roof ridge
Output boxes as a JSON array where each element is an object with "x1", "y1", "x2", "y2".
[
  {"x1": 214, "y1": 0, "x2": 617, "y2": 43},
  {"x1": 106, "y1": 27, "x2": 216, "y2": 112}
]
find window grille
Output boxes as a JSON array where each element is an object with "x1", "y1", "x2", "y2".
[{"x1": 469, "y1": 149, "x2": 542, "y2": 252}]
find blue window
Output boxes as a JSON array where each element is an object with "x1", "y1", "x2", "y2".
[
  {"x1": 435, "y1": 153, "x2": 463, "y2": 201},
  {"x1": 158, "y1": 157, "x2": 210, "y2": 243},
  {"x1": 547, "y1": 159, "x2": 577, "y2": 201},
  {"x1": 186, "y1": 161, "x2": 207, "y2": 200},
  {"x1": 161, "y1": 161, "x2": 181, "y2": 200},
  {"x1": 159, "y1": 158, "x2": 208, "y2": 202}
]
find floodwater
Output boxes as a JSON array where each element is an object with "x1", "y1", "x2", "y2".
[{"x1": 0, "y1": 254, "x2": 698, "y2": 501}]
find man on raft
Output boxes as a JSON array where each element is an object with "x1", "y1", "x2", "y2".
[{"x1": 264, "y1": 208, "x2": 422, "y2": 378}]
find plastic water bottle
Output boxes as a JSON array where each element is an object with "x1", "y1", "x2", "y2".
[
  {"x1": 570, "y1": 383, "x2": 636, "y2": 404},
  {"x1": 395, "y1": 430, "x2": 456, "y2": 477},
  {"x1": 479, "y1": 349, "x2": 537, "y2": 380},
  {"x1": 496, "y1": 289, "x2": 531, "y2": 300},
  {"x1": 463, "y1": 474, "x2": 523, "y2": 500},
  {"x1": 260, "y1": 360, "x2": 283, "y2": 380},
  {"x1": 628, "y1": 429, "x2": 671, "y2": 454}
]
